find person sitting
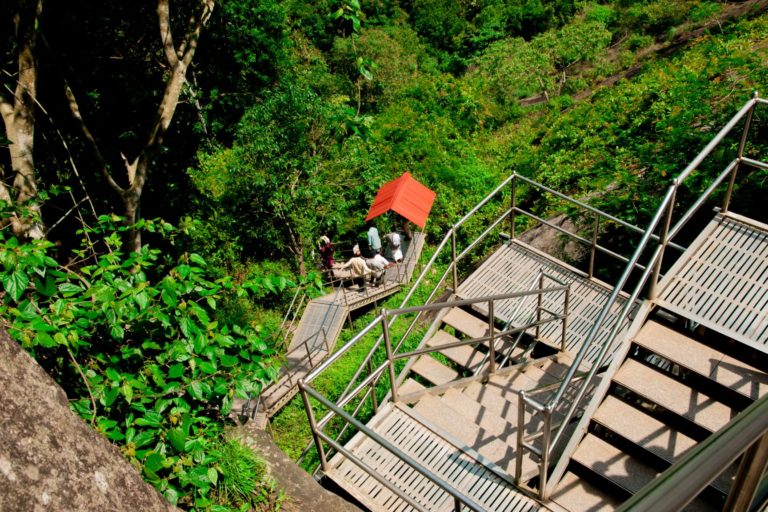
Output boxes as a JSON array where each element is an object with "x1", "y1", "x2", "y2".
[
  {"x1": 365, "y1": 253, "x2": 392, "y2": 286},
  {"x1": 340, "y1": 249, "x2": 373, "y2": 289}
]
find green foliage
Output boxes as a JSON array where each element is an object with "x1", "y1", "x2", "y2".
[
  {"x1": 210, "y1": 439, "x2": 274, "y2": 510},
  {"x1": 0, "y1": 216, "x2": 283, "y2": 510}
]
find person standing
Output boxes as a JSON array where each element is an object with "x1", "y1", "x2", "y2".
[
  {"x1": 341, "y1": 249, "x2": 373, "y2": 289},
  {"x1": 318, "y1": 235, "x2": 335, "y2": 269},
  {"x1": 367, "y1": 223, "x2": 382, "y2": 255}
]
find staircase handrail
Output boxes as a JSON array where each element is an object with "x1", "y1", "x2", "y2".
[
  {"x1": 518, "y1": 94, "x2": 766, "y2": 500},
  {"x1": 299, "y1": 289, "x2": 570, "y2": 508},
  {"x1": 618, "y1": 392, "x2": 768, "y2": 512},
  {"x1": 301, "y1": 386, "x2": 488, "y2": 512}
]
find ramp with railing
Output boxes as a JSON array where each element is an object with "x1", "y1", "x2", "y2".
[{"x1": 249, "y1": 232, "x2": 427, "y2": 421}]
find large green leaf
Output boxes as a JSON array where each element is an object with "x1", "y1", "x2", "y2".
[{"x1": 2, "y1": 270, "x2": 29, "y2": 302}]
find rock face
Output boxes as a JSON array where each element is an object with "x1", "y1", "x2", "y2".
[
  {"x1": 0, "y1": 330, "x2": 176, "y2": 512},
  {"x1": 518, "y1": 213, "x2": 588, "y2": 266},
  {"x1": 235, "y1": 424, "x2": 363, "y2": 512}
]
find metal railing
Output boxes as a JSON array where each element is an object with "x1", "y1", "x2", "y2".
[
  {"x1": 295, "y1": 154, "x2": 660, "y2": 473},
  {"x1": 297, "y1": 92, "x2": 768, "y2": 507},
  {"x1": 515, "y1": 93, "x2": 768, "y2": 500},
  {"x1": 298, "y1": 286, "x2": 569, "y2": 511},
  {"x1": 618, "y1": 393, "x2": 768, "y2": 512}
]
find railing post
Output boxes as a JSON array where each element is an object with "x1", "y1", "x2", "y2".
[
  {"x1": 299, "y1": 380, "x2": 329, "y2": 472},
  {"x1": 515, "y1": 391, "x2": 527, "y2": 484},
  {"x1": 724, "y1": 432, "x2": 768, "y2": 511},
  {"x1": 535, "y1": 273, "x2": 544, "y2": 340},
  {"x1": 511, "y1": 174, "x2": 517, "y2": 240},
  {"x1": 487, "y1": 300, "x2": 496, "y2": 375},
  {"x1": 306, "y1": 339, "x2": 315, "y2": 368},
  {"x1": 649, "y1": 186, "x2": 676, "y2": 300},
  {"x1": 382, "y1": 312, "x2": 399, "y2": 403},
  {"x1": 561, "y1": 285, "x2": 570, "y2": 353},
  {"x1": 539, "y1": 407, "x2": 553, "y2": 501},
  {"x1": 368, "y1": 359, "x2": 379, "y2": 414},
  {"x1": 589, "y1": 213, "x2": 599, "y2": 278},
  {"x1": 451, "y1": 226, "x2": 458, "y2": 292},
  {"x1": 723, "y1": 97, "x2": 755, "y2": 213}
]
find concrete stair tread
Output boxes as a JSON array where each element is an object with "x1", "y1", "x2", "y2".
[
  {"x1": 426, "y1": 330, "x2": 487, "y2": 371},
  {"x1": 399, "y1": 378, "x2": 426, "y2": 399},
  {"x1": 441, "y1": 388, "x2": 513, "y2": 437},
  {"x1": 593, "y1": 396, "x2": 736, "y2": 494},
  {"x1": 593, "y1": 396, "x2": 697, "y2": 461},
  {"x1": 412, "y1": 394, "x2": 481, "y2": 445},
  {"x1": 572, "y1": 434, "x2": 659, "y2": 494},
  {"x1": 412, "y1": 390, "x2": 539, "y2": 476},
  {"x1": 443, "y1": 307, "x2": 490, "y2": 339},
  {"x1": 634, "y1": 321, "x2": 768, "y2": 400},
  {"x1": 410, "y1": 355, "x2": 459, "y2": 386},
  {"x1": 614, "y1": 358, "x2": 735, "y2": 433},
  {"x1": 536, "y1": 358, "x2": 572, "y2": 381},
  {"x1": 550, "y1": 470, "x2": 621, "y2": 512}
]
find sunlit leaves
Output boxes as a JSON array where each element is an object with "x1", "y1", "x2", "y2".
[{"x1": 0, "y1": 216, "x2": 280, "y2": 510}]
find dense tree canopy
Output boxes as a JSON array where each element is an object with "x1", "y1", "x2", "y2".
[{"x1": 3, "y1": 0, "x2": 768, "y2": 509}]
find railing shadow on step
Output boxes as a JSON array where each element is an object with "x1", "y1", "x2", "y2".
[
  {"x1": 516, "y1": 93, "x2": 768, "y2": 501},
  {"x1": 298, "y1": 288, "x2": 570, "y2": 511}
]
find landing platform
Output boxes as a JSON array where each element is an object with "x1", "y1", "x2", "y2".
[
  {"x1": 325, "y1": 403, "x2": 543, "y2": 512},
  {"x1": 658, "y1": 213, "x2": 768, "y2": 350},
  {"x1": 457, "y1": 240, "x2": 636, "y2": 366}
]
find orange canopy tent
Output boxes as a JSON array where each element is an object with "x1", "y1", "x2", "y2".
[{"x1": 365, "y1": 172, "x2": 436, "y2": 229}]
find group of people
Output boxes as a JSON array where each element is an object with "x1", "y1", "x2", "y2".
[{"x1": 317, "y1": 222, "x2": 406, "y2": 290}]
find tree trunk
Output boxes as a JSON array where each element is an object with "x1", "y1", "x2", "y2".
[
  {"x1": 1, "y1": 0, "x2": 44, "y2": 239},
  {"x1": 64, "y1": 0, "x2": 214, "y2": 252}
]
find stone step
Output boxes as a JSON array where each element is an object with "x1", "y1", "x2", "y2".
[
  {"x1": 550, "y1": 470, "x2": 621, "y2": 512},
  {"x1": 425, "y1": 330, "x2": 486, "y2": 372},
  {"x1": 634, "y1": 321, "x2": 768, "y2": 401},
  {"x1": 441, "y1": 388, "x2": 513, "y2": 437},
  {"x1": 410, "y1": 355, "x2": 459, "y2": 386},
  {"x1": 398, "y1": 378, "x2": 426, "y2": 399},
  {"x1": 570, "y1": 434, "x2": 721, "y2": 511},
  {"x1": 593, "y1": 396, "x2": 735, "y2": 494},
  {"x1": 593, "y1": 395, "x2": 697, "y2": 462},
  {"x1": 613, "y1": 358, "x2": 737, "y2": 434},
  {"x1": 572, "y1": 434, "x2": 659, "y2": 495},
  {"x1": 443, "y1": 307, "x2": 491, "y2": 339},
  {"x1": 412, "y1": 394, "x2": 481, "y2": 446}
]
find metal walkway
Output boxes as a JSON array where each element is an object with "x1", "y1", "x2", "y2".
[
  {"x1": 457, "y1": 240, "x2": 636, "y2": 366},
  {"x1": 326, "y1": 403, "x2": 543, "y2": 512},
  {"x1": 658, "y1": 213, "x2": 768, "y2": 349},
  {"x1": 258, "y1": 232, "x2": 426, "y2": 419}
]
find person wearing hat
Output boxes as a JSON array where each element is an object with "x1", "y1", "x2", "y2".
[{"x1": 318, "y1": 235, "x2": 335, "y2": 269}]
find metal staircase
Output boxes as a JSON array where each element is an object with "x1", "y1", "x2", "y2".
[
  {"x1": 550, "y1": 313, "x2": 768, "y2": 511},
  {"x1": 297, "y1": 95, "x2": 768, "y2": 512}
]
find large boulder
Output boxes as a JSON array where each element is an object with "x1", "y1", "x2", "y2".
[{"x1": 0, "y1": 330, "x2": 176, "y2": 512}]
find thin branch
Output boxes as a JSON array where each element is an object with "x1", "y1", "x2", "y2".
[
  {"x1": 2, "y1": 69, "x2": 100, "y2": 221},
  {"x1": 62, "y1": 80, "x2": 125, "y2": 195},
  {"x1": 67, "y1": 347, "x2": 97, "y2": 426}
]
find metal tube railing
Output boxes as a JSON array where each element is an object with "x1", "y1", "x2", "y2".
[
  {"x1": 618, "y1": 393, "x2": 768, "y2": 512},
  {"x1": 523, "y1": 95, "x2": 767, "y2": 499},
  {"x1": 300, "y1": 383, "x2": 487, "y2": 512}
]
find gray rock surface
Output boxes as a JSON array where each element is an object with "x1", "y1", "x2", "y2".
[
  {"x1": 235, "y1": 423, "x2": 364, "y2": 512},
  {"x1": 0, "y1": 330, "x2": 176, "y2": 512}
]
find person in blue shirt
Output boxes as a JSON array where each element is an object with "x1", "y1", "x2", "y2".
[{"x1": 367, "y1": 223, "x2": 382, "y2": 255}]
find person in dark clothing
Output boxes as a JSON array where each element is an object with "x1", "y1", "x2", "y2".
[{"x1": 318, "y1": 235, "x2": 335, "y2": 269}]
